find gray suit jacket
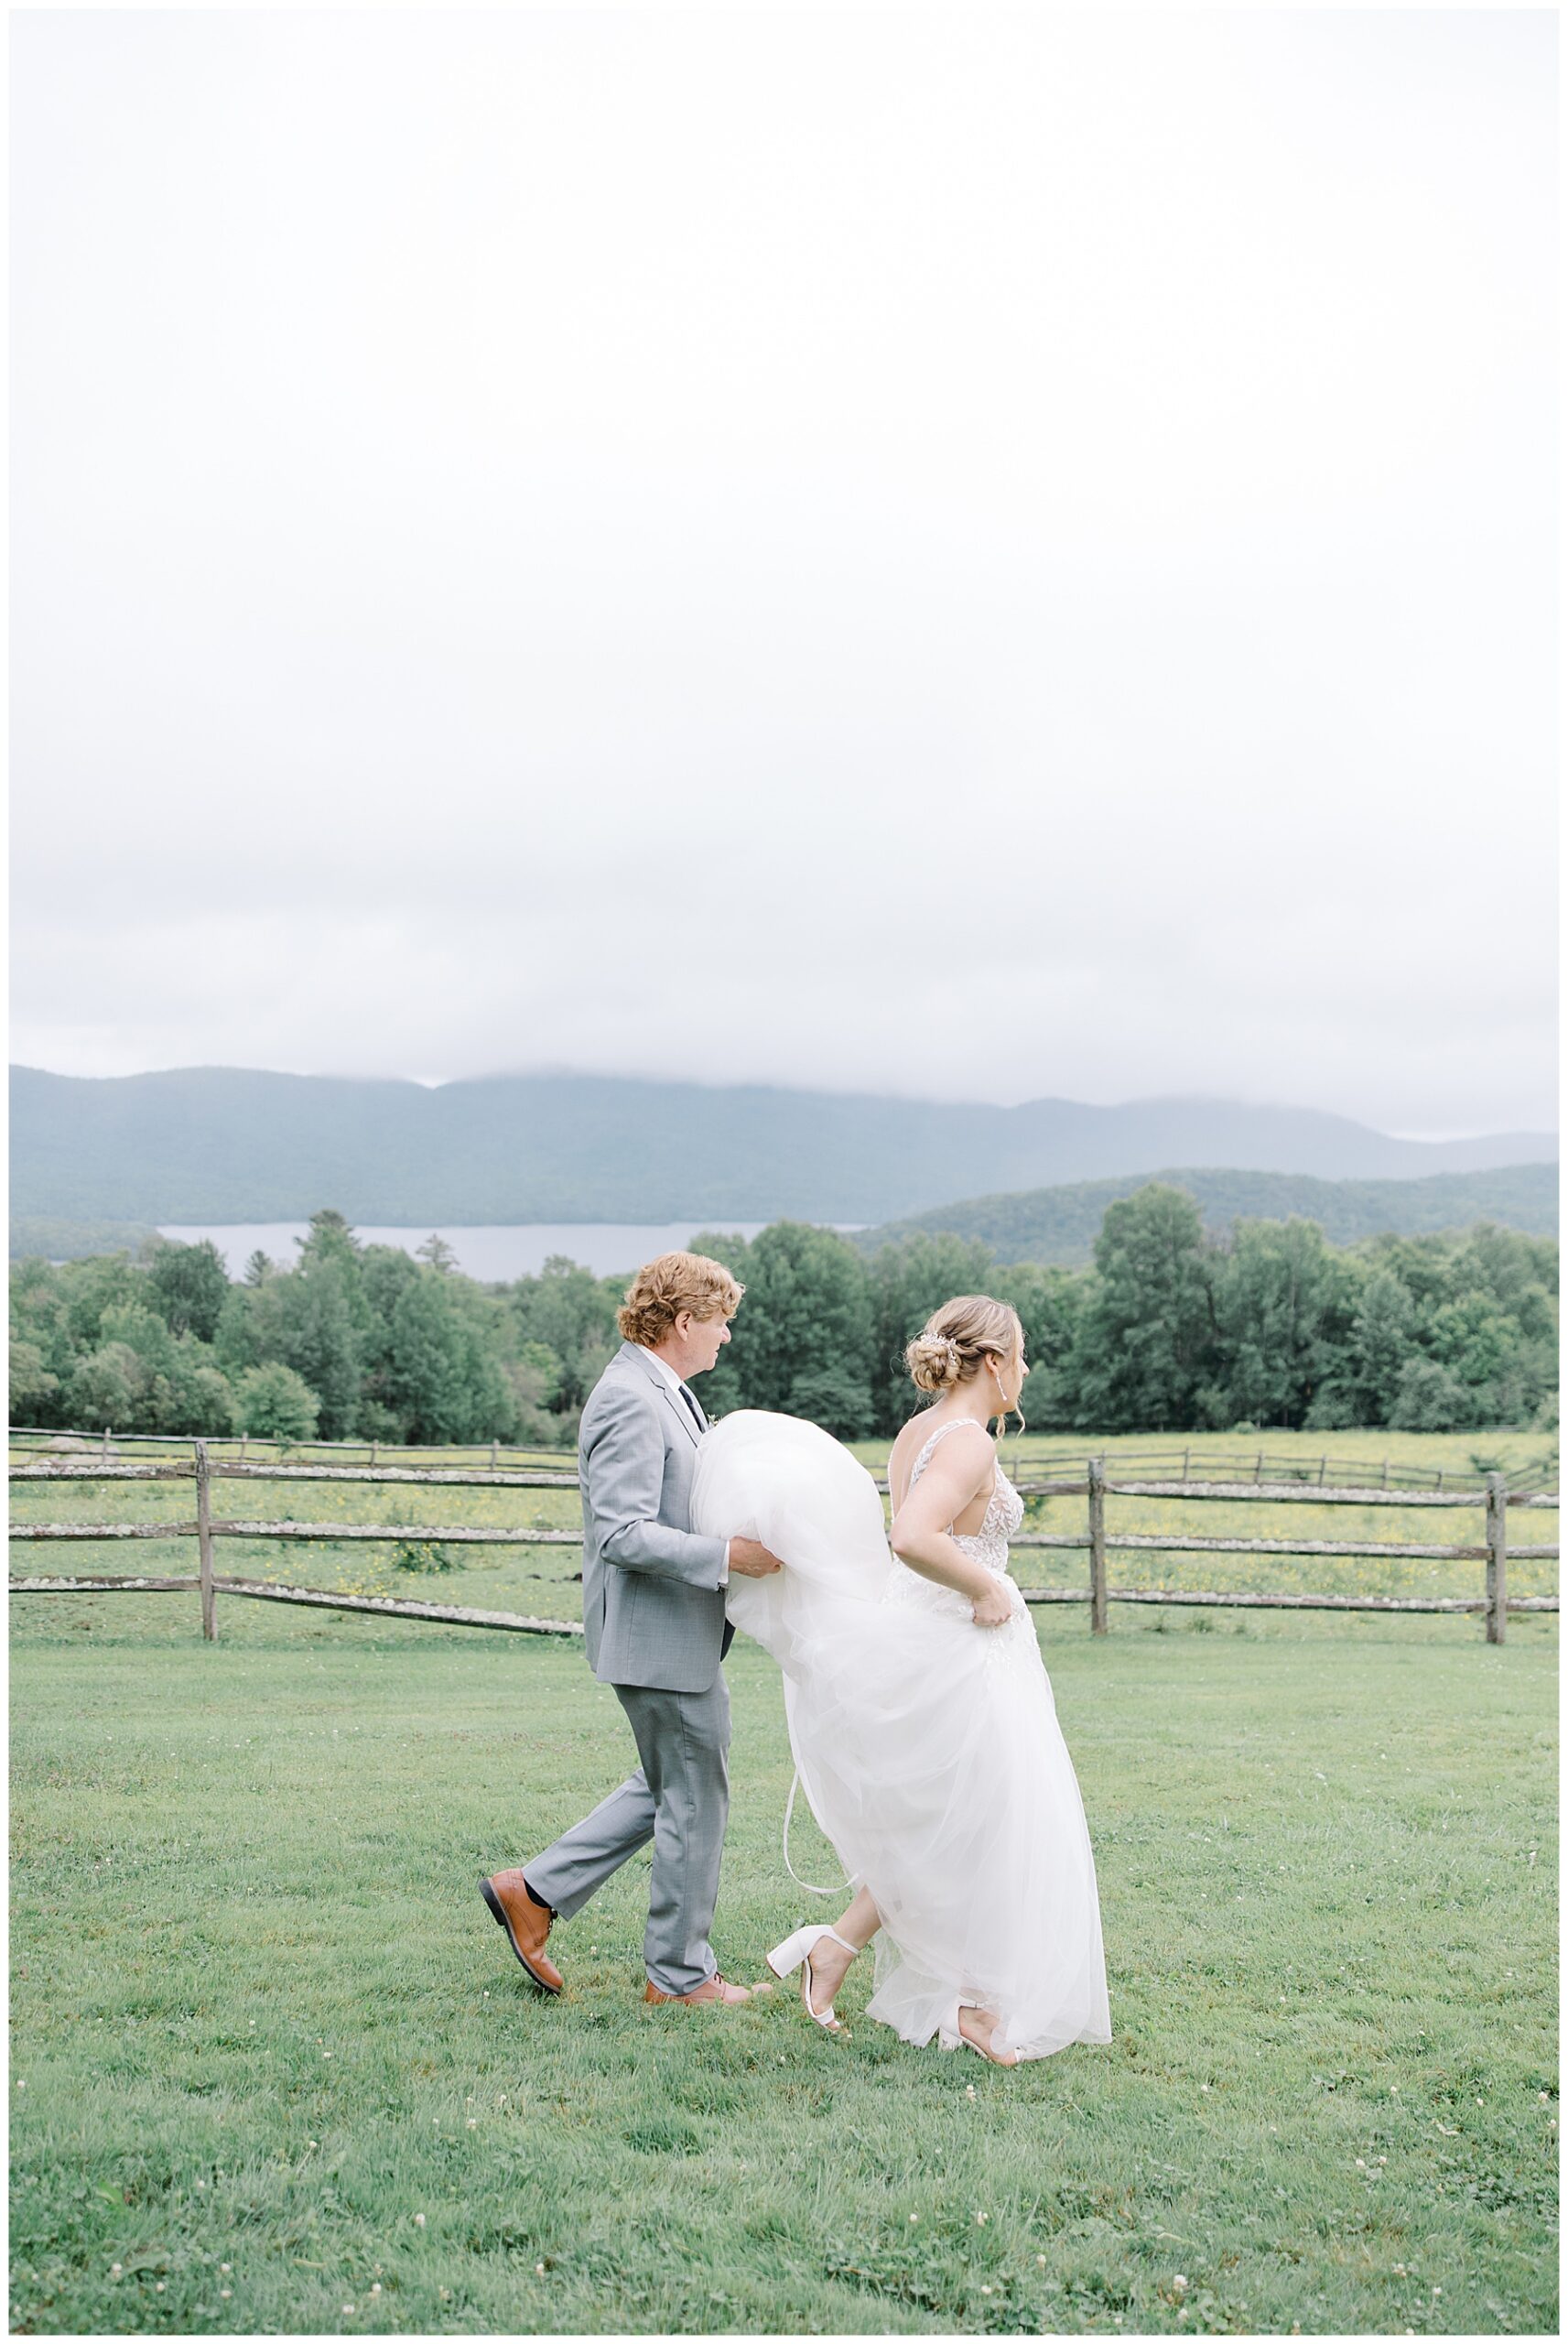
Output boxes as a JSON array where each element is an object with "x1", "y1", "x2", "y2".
[{"x1": 578, "y1": 1342, "x2": 731, "y2": 1694}]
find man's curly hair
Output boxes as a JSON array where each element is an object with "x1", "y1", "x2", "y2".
[{"x1": 617, "y1": 1251, "x2": 744, "y2": 1348}]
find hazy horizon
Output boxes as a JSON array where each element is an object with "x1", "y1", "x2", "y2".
[{"x1": 11, "y1": 1056, "x2": 1554, "y2": 1149}]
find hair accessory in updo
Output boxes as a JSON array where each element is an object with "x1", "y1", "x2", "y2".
[{"x1": 903, "y1": 1294, "x2": 1025, "y2": 1406}]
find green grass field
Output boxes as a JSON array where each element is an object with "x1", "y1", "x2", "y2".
[{"x1": 9, "y1": 1584, "x2": 1557, "y2": 2335}]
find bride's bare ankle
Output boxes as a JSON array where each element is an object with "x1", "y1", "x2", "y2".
[{"x1": 957, "y1": 2005, "x2": 1018, "y2": 2067}]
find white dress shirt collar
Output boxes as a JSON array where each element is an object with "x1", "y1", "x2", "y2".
[{"x1": 636, "y1": 1344, "x2": 686, "y2": 1395}]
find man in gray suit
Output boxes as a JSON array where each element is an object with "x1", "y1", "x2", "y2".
[{"x1": 481, "y1": 1251, "x2": 783, "y2": 2004}]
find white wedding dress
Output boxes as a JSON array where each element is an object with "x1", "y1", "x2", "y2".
[{"x1": 691, "y1": 1409, "x2": 1110, "y2": 2062}]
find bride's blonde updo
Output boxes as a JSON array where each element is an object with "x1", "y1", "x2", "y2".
[{"x1": 905, "y1": 1295, "x2": 1022, "y2": 1396}]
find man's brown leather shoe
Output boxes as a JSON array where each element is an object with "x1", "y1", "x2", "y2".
[
  {"x1": 480, "y1": 1869, "x2": 563, "y2": 1994},
  {"x1": 643, "y1": 1973, "x2": 752, "y2": 2006}
]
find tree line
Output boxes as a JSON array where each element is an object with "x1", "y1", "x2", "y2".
[{"x1": 7, "y1": 1188, "x2": 1557, "y2": 1447}]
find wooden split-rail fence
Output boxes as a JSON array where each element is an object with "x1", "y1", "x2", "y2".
[
  {"x1": 8, "y1": 1441, "x2": 1559, "y2": 1648},
  {"x1": 6, "y1": 1425, "x2": 1547, "y2": 1494}
]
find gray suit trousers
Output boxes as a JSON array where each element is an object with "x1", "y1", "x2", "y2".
[{"x1": 524, "y1": 1675, "x2": 731, "y2": 1996}]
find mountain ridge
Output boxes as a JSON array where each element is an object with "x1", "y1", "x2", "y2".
[
  {"x1": 854, "y1": 1162, "x2": 1560, "y2": 1266},
  {"x1": 10, "y1": 1064, "x2": 1557, "y2": 1227}
]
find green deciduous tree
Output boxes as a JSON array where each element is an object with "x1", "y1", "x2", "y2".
[
  {"x1": 234, "y1": 1361, "x2": 320, "y2": 1441},
  {"x1": 1075, "y1": 1186, "x2": 1217, "y2": 1431},
  {"x1": 8, "y1": 1197, "x2": 1560, "y2": 1450},
  {"x1": 274, "y1": 1261, "x2": 364, "y2": 1439},
  {"x1": 9, "y1": 1338, "x2": 59, "y2": 1424},
  {"x1": 1389, "y1": 1357, "x2": 1472, "y2": 1432},
  {"x1": 1212, "y1": 1219, "x2": 1354, "y2": 1428},
  {"x1": 507, "y1": 1340, "x2": 568, "y2": 1446},
  {"x1": 781, "y1": 1363, "x2": 875, "y2": 1442},
  {"x1": 68, "y1": 1341, "x2": 145, "y2": 1430},
  {"x1": 146, "y1": 1239, "x2": 231, "y2": 1341},
  {"x1": 708, "y1": 1223, "x2": 875, "y2": 1433},
  {"x1": 1342, "y1": 1264, "x2": 1413, "y2": 1426},
  {"x1": 384, "y1": 1268, "x2": 516, "y2": 1444},
  {"x1": 866, "y1": 1232, "x2": 1000, "y2": 1433},
  {"x1": 993, "y1": 1261, "x2": 1086, "y2": 1432},
  {"x1": 509, "y1": 1255, "x2": 623, "y2": 1418}
]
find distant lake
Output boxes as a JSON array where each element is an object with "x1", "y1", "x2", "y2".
[{"x1": 158, "y1": 1221, "x2": 795, "y2": 1282}]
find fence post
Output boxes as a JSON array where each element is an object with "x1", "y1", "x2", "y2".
[
  {"x1": 195, "y1": 1439, "x2": 217, "y2": 1643},
  {"x1": 102, "y1": 1425, "x2": 112, "y2": 1460},
  {"x1": 1485, "y1": 1473, "x2": 1508, "y2": 1645},
  {"x1": 491, "y1": 1438, "x2": 499, "y2": 1470},
  {"x1": 1087, "y1": 1456, "x2": 1108, "y2": 1635},
  {"x1": 1182, "y1": 1447, "x2": 1190, "y2": 1481}
]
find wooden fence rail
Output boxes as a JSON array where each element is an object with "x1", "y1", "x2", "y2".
[
  {"x1": 9, "y1": 1426, "x2": 1555, "y2": 1495},
  {"x1": 9, "y1": 1446, "x2": 1558, "y2": 1647}
]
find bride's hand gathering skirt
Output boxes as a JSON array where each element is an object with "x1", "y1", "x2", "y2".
[{"x1": 693, "y1": 1410, "x2": 1110, "y2": 2061}]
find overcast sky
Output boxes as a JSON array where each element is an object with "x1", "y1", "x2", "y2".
[{"x1": 11, "y1": 7, "x2": 1557, "y2": 1138}]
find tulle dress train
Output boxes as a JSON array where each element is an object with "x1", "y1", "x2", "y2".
[{"x1": 691, "y1": 1410, "x2": 1110, "y2": 2063}]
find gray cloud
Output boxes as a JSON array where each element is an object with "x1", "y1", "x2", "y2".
[{"x1": 10, "y1": 9, "x2": 1556, "y2": 1137}]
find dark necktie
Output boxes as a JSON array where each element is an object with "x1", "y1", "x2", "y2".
[{"x1": 677, "y1": 1382, "x2": 705, "y2": 1431}]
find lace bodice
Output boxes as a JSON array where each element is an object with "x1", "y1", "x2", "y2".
[
  {"x1": 881, "y1": 1419, "x2": 1027, "y2": 1633},
  {"x1": 907, "y1": 1419, "x2": 1023, "y2": 1575}
]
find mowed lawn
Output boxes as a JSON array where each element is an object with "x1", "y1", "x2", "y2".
[{"x1": 9, "y1": 1596, "x2": 1556, "y2": 2336}]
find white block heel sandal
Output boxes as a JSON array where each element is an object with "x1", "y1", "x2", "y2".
[{"x1": 766, "y1": 1925, "x2": 859, "y2": 2034}]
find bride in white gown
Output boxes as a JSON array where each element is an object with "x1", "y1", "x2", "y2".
[{"x1": 690, "y1": 1294, "x2": 1110, "y2": 2067}]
